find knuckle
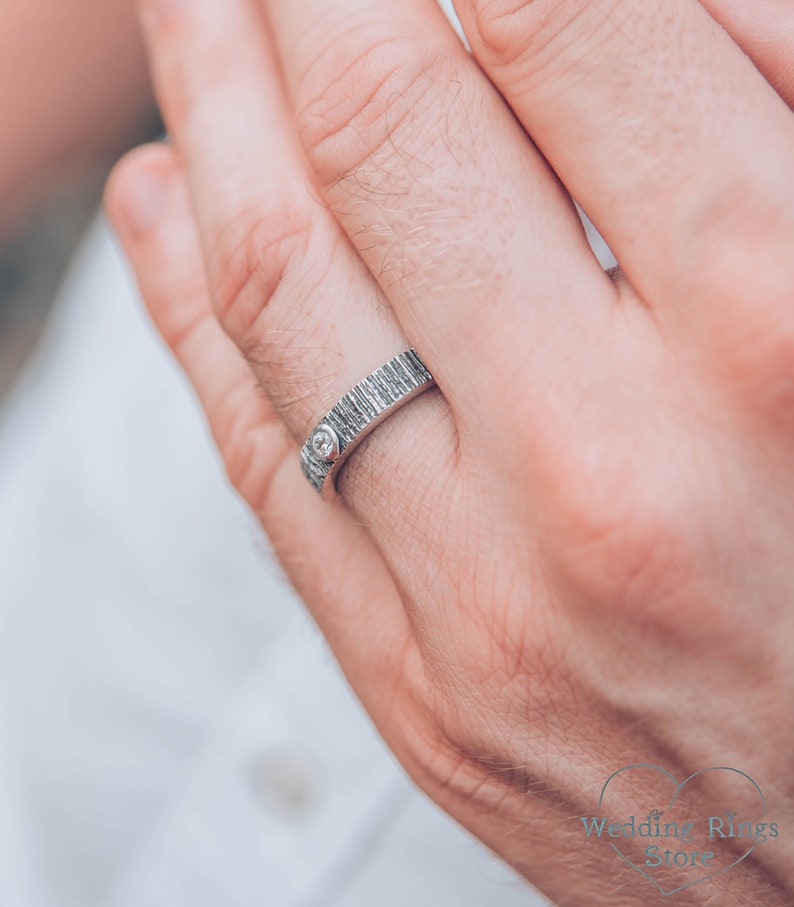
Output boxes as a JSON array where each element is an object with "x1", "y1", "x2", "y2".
[
  {"x1": 220, "y1": 416, "x2": 261, "y2": 500},
  {"x1": 293, "y1": 18, "x2": 443, "y2": 183},
  {"x1": 395, "y1": 712, "x2": 484, "y2": 802},
  {"x1": 215, "y1": 392, "x2": 285, "y2": 516},
  {"x1": 712, "y1": 298, "x2": 794, "y2": 415},
  {"x1": 688, "y1": 229, "x2": 794, "y2": 416},
  {"x1": 471, "y1": 0, "x2": 599, "y2": 69},
  {"x1": 416, "y1": 735, "x2": 512, "y2": 808},
  {"x1": 222, "y1": 431, "x2": 270, "y2": 514},
  {"x1": 542, "y1": 449, "x2": 700, "y2": 616},
  {"x1": 423, "y1": 665, "x2": 569, "y2": 801},
  {"x1": 211, "y1": 204, "x2": 315, "y2": 349},
  {"x1": 358, "y1": 659, "x2": 496, "y2": 808},
  {"x1": 472, "y1": 0, "x2": 537, "y2": 62},
  {"x1": 396, "y1": 673, "x2": 514, "y2": 808}
]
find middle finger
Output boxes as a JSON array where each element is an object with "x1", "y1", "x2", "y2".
[
  {"x1": 453, "y1": 0, "x2": 794, "y2": 321},
  {"x1": 260, "y1": 0, "x2": 618, "y2": 404}
]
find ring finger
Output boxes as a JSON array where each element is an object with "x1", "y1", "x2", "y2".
[{"x1": 136, "y1": 0, "x2": 458, "y2": 539}]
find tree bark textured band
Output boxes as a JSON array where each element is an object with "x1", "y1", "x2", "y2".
[{"x1": 300, "y1": 349, "x2": 435, "y2": 498}]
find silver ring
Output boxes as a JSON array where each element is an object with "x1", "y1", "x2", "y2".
[{"x1": 300, "y1": 349, "x2": 435, "y2": 497}]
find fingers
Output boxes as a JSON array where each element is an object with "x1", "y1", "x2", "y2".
[
  {"x1": 105, "y1": 142, "x2": 292, "y2": 518},
  {"x1": 453, "y1": 0, "x2": 794, "y2": 317},
  {"x1": 136, "y1": 0, "x2": 398, "y2": 410},
  {"x1": 258, "y1": 0, "x2": 616, "y2": 403},
  {"x1": 103, "y1": 142, "x2": 428, "y2": 735},
  {"x1": 135, "y1": 0, "x2": 459, "y2": 528},
  {"x1": 701, "y1": 0, "x2": 794, "y2": 107}
]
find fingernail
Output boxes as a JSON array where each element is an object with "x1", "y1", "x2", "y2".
[{"x1": 115, "y1": 159, "x2": 172, "y2": 236}]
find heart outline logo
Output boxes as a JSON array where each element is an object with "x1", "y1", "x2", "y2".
[{"x1": 597, "y1": 764, "x2": 766, "y2": 897}]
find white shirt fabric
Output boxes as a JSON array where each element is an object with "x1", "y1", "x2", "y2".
[{"x1": 0, "y1": 215, "x2": 550, "y2": 906}]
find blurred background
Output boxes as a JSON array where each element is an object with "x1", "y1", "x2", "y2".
[
  {"x1": 0, "y1": 0, "x2": 160, "y2": 403},
  {"x1": 0, "y1": 138, "x2": 161, "y2": 403},
  {"x1": 0, "y1": 177, "x2": 103, "y2": 400}
]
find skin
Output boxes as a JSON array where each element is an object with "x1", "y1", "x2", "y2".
[
  {"x1": 0, "y1": 0, "x2": 153, "y2": 242},
  {"x1": 102, "y1": 0, "x2": 794, "y2": 903}
]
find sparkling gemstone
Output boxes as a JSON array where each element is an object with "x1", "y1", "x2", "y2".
[{"x1": 311, "y1": 426, "x2": 338, "y2": 461}]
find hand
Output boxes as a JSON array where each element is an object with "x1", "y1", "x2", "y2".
[{"x1": 106, "y1": 0, "x2": 794, "y2": 902}]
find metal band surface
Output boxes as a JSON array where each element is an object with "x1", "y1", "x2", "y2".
[{"x1": 300, "y1": 349, "x2": 435, "y2": 497}]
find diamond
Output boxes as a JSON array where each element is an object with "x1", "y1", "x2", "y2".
[{"x1": 311, "y1": 425, "x2": 339, "y2": 461}]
